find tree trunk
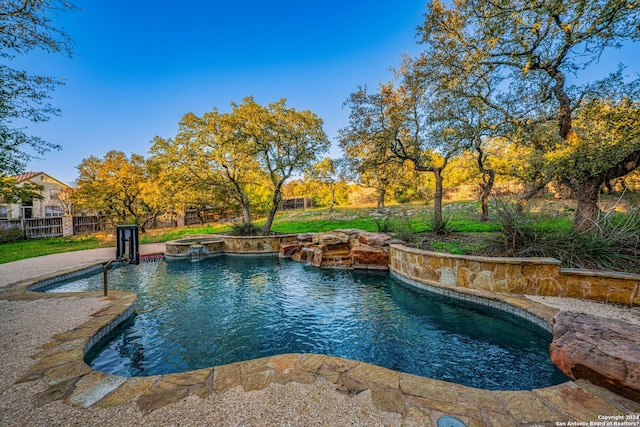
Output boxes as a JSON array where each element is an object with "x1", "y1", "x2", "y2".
[
  {"x1": 376, "y1": 186, "x2": 386, "y2": 209},
  {"x1": 479, "y1": 170, "x2": 495, "y2": 222},
  {"x1": 240, "y1": 199, "x2": 251, "y2": 225},
  {"x1": 480, "y1": 187, "x2": 490, "y2": 221},
  {"x1": 571, "y1": 150, "x2": 640, "y2": 232},
  {"x1": 433, "y1": 168, "x2": 444, "y2": 233},
  {"x1": 475, "y1": 141, "x2": 495, "y2": 222},
  {"x1": 515, "y1": 177, "x2": 553, "y2": 214},
  {"x1": 262, "y1": 181, "x2": 284, "y2": 236},
  {"x1": 329, "y1": 185, "x2": 335, "y2": 213},
  {"x1": 262, "y1": 204, "x2": 278, "y2": 236},
  {"x1": 572, "y1": 178, "x2": 603, "y2": 233}
]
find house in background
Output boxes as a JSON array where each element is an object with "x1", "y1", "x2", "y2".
[{"x1": 0, "y1": 172, "x2": 73, "y2": 220}]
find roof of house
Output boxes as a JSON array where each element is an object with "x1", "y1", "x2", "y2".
[
  {"x1": 14, "y1": 171, "x2": 42, "y2": 182},
  {"x1": 13, "y1": 172, "x2": 71, "y2": 189}
]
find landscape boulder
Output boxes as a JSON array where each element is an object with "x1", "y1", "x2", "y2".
[
  {"x1": 312, "y1": 232, "x2": 349, "y2": 246},
  {"x1": 351, "y1": 245, "x2": 389, "y2": 270},
  {"x1": 279, "y1": 243, "x2": 303, "y2": 259},
  {"x1": 285, "y1": 229, "x2": 395, "y2": 271},
  {"x1": 297, "y1": 233, "x2": 315, "y2": 243},
  {"x1": 305, "y1": 246, "x2": 324, "y2": 267},
  {"x1": 550, "y1": 311, "x2": 640, "y2": 402},
  {"x1": 357, "y1": 231, "x2": 391, "y2": 247}
]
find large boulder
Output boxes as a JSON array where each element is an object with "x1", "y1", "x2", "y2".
[
  {"x1": 288, "y1": 229, "x2": 394, "y2": 270},
  {"x1": 297, "y1": 233, "x2": 315, "y2": 243},
  {"x1": 357, "y1": 231, "x2": 392, "y2": 247},
  {"x1": 312, "y1": 232, "x2": 349, "y2": 246},
  {"x1": 279, "y1": 243, "x2": 302, "y2": 259},
  {"x1": 321, "y1": 245, "x2": 353, "y2": 269},
  {"x1": 550, "y1": 311, "x2": 640, "y2": 402},
  {"x1": 351, "y1": 245, "x2": 389, "y2": 271},
  {"x1": 333, "y1": 229, "x2": 362, "y2": 237}
]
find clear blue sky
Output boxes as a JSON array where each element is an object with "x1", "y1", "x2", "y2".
[
  {"x1": 15, "y1": 1, "x2": 640, "y2": 185},
  {"x1": 17, "y1": 0, "x2": 426, "y2": 184}
]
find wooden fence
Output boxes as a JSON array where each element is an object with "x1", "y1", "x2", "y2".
[
  {"x1": 73, "y1": 215, "x2": 112, "y2": 235},
  {"x1": 1, "y1": 208, "x2": 242, "y2": 240},
  {"x1": 0, "y1": 218, "x2": 63, "y2": 239},
  {"x1": 281, "y1": 198, "x2": 313, "y2": 211},
  {"x1": 184, "y1": 207, "x2": 244, "y2": 225}
]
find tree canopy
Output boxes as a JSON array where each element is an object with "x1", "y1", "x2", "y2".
[
  {"x1": 74, "y1": 151, "x2": 150, "y2": 226},
  {"x1": 239, "y1": 97, "x2": 329, "y2": 234},
  {"x1": 340, "y1": 68, "x2": 466, "y2": 230},
  {"x1": 1, "y1": 0, "x2": 76, "y2": 176},
  {"x1": 416, "y1": 0, "x2": 640, "y2": 230},
  {"x1": 1, "y1": 1, "x2": 76, "y2": 205},
  {"x1": 149, "y1": 97, "x2": 329, "y2": 234}
]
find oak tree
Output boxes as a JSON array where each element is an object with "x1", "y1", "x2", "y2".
[
  {"x1": 304, "y1": 157, "x2": 351, "y2": 212},
  {"x1": 419, "y1": 0, "x2": 640, "y2": 231},
  {"x1": 341, "y1": 68, "x2": 465, "y2": 231},
  {"x1": 150, "y1": 111, "x2": 262, "y2": 225},
  {"x1": 234, "y1": 97, "x2": 329, "y2": 235},
  {"x1": 74, "y1": 151, "x2": 149, "y2": 226},
  {"x1": 1, "y1": 0, "x2": 77, "y2": 176}
]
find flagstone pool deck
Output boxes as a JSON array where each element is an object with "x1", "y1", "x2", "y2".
[{"x1": 1, "y1": 245, "x2": 639, "y2": 426}]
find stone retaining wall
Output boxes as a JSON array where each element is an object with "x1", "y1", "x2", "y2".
[
  {"x1": 218, "y1": 234, "x2": 299, "y2": 254},
  {"x1": 389, "y1": 244, "x2": 640, "y2": 306},
  {"x1": 559, "y1": 269, "x2": 640, "y2": 306},
  {"x1": 164, "y1": 234, "x2": 300, "y2": 260},
  {"x1": 164, "y1": 237, "x2": 224, "y2": 257}
]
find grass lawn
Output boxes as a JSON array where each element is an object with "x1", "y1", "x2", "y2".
[{"x1": 0, "y1": 236, "x2": 111, "y2": 264}]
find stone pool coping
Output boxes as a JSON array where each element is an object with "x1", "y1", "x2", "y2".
[
  {"x1": 164, "y1": 234, "x2": 301, "y2": 261},
  {"x1": 1, "y1": 256, "x2": 639, "y2": 424}
]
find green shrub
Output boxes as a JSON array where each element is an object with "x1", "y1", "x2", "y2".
[
  {"x1": 391, "y1": 215, "x2": 418, "y2": 243},
  {"x1": 489, "y1": 197, "x2": 640, "y2": 273},
  {"x1": 557, "y1": 213, "x2": 640, "y2": 272},
  {"x1": 374, "y1": 217, "x2": 394, "y2": 233},
  {"x1": 0, "y1": 228, "x2": 24, "y2": 243},
  {"x1": 227, "y1": 222, "x2": 263, "y2": 236}
]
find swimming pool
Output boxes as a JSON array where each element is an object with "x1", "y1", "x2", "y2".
[{"x1": 47, "y1": 256, "x2": 567, "y2": 390}]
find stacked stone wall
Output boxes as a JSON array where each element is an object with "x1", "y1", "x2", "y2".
[
  {"x1": 389, "y1": 244, "x2": 640, "y2": 306},
  {"x1": 558, "y1": 269, "x2": 640, "y2": 306},
  {"x1": 218, "y1": 234, "x2": 299, "y2": 254},
  {"x1": 163, "y1": 234, "x2": 298, "y2": 259}
]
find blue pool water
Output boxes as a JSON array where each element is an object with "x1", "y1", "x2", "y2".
[{"x1": 47, "y1": 256, "x2": 567, "y2": 390}]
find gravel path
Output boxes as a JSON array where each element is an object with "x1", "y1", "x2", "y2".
[{"x1": 526, "y1": 295, "x2": 640, "y2": 325}]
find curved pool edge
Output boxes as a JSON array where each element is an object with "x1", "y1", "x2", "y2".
[
  {"x1": 5, "y1": 264, "x2": 640, "y2": 423},
  {"x1": 164, "y1": 233, "x2": 300, "y2": 261},
  {"x1": 390, "y1": 268, "x2": 558, "y2": 333}
]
